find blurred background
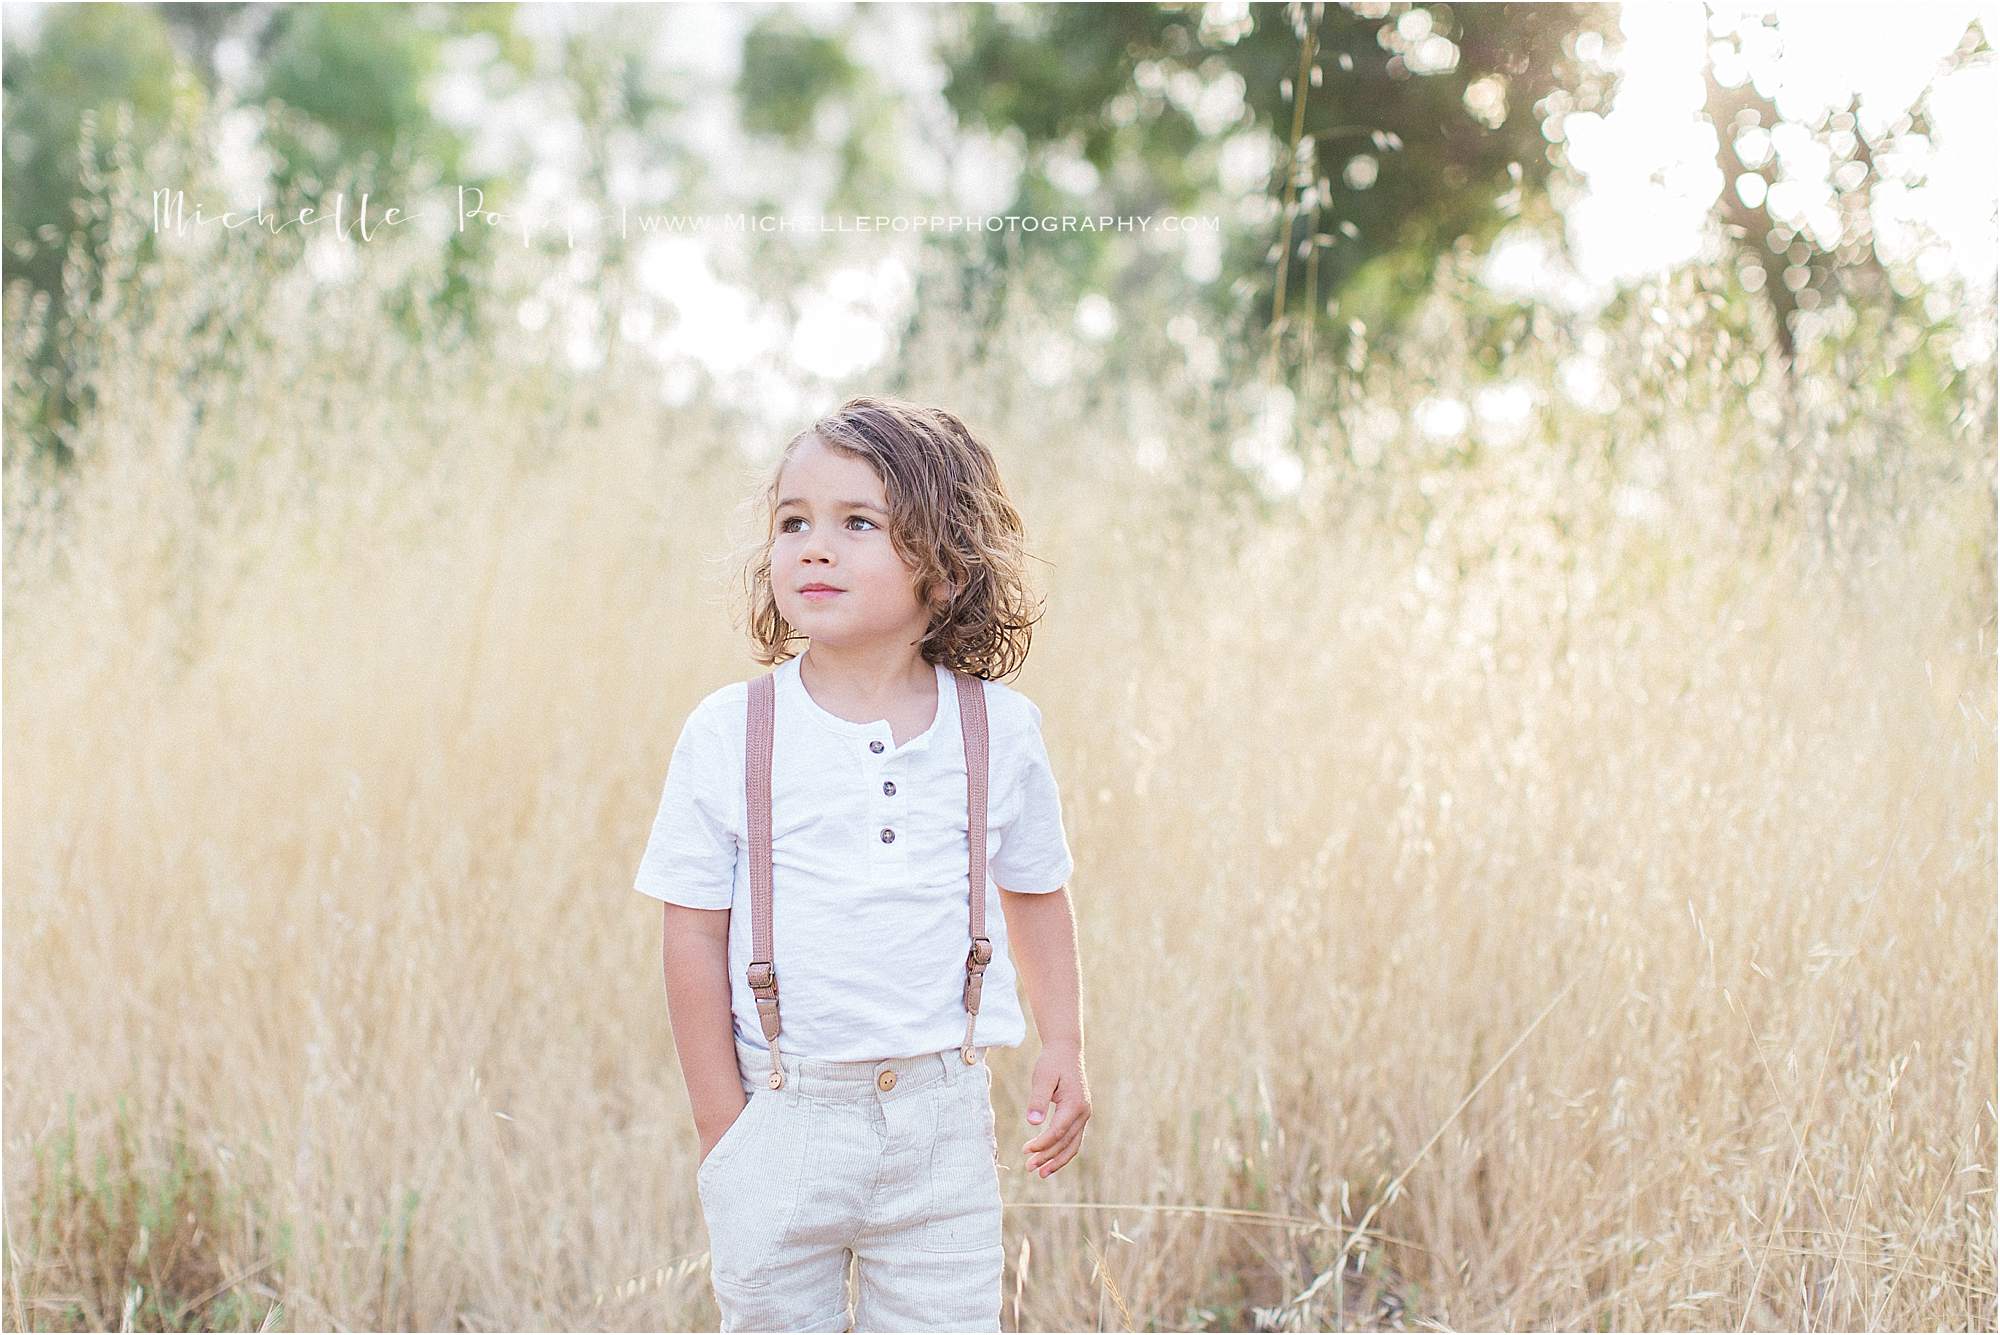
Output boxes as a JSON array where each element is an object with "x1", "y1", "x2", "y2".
[{"x1": 2, "y1": 2, "x2": 1994, "y2": 1331}]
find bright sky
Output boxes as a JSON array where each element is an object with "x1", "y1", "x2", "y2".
[{"x1": 1488, "y1": 2, "x2": 1997, "y2": 304}]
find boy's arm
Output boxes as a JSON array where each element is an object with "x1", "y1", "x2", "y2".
[
  {"x1": 999, "y1": 885, "x2": 1091, "y2": 1178},
  {"x1": 999, "y1": 885, "x2": 1083, "y2": 1052},
  {"x1": 661, "y1": 903, "x2": 748, "y2": 1160}
]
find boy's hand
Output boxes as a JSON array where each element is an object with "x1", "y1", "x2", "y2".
[
  {"x1": 1021, "y1": 1040, "x2": 1091, "y2": 1178},
  {"x1": 696, "y1": 1095, "x2": 749, "y2": 1166}
]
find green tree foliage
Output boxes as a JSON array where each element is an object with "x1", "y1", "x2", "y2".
[
  {"x1": 930, "y1": 2, "x2": 1622, "y2": 358},
  {"x1": 2, "y1": 4, "x2": 190, "y2": 469},
  {"x1": 731, "y1": 8, "x2": 923, "y2": 238},
  {"x1": 255, "y1": 3, "x2": 450, "y2": 187},
  {"x1": 249, "y1": 3, "x2": 506, "y2": 337},
  {"x1": 1242, "y1": 3, "x2": 1619, "y2": 344},
  {"x1": 2, "y1": 3, "x2": 184, "y2": 303},
  {"x1": 2, "y1": 2, "x2": 528, "y2": 468},
  {"x1": 737, "y1": 15, "x2": 859, "y2": 143}
]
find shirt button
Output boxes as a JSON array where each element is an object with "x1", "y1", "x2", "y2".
[
  {"x1": 869, "y1": 740, "x2": 885, "y2": 754},
  {"x1": 877, "y1": 1070, "x2": 897, "y2": 1091},
  {"x1": 883, "y1": 781, "x2": 896, "y2": 796},
  {"x1": 880, "y1": 828, "x2": 895, "y2": 843}
]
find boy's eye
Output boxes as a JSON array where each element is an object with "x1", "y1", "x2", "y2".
[{"x1": 779, "y1": 515, "x2": 877, "y2": 532}]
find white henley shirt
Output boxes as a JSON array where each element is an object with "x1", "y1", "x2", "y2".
[{"x1": 634, "y1": 654, "x2": 1075, "y2": 1061}]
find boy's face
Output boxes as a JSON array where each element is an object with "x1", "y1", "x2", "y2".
[{"x1": 771, "y1": 435, "x2": 936, "y2": 654}]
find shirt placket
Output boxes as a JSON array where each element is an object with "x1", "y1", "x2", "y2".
[{"x1": 860, "y1": 728, "x2": 912, "y2": 872}]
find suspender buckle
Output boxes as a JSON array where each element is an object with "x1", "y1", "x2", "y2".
[
  {"x1": 748, "y1": 960, "x2": 781, "y2": 1041},
  {"x1": 962, "y1": 936, "x2": 992, "y2": 1012}
]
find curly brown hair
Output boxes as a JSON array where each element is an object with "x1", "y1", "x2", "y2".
[{"x1": 732, "y1": 395, "x2": 1045, "y2": 680}]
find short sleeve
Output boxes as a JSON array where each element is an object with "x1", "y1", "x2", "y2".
[
  {"x1": 989, "y1": 699, "x2": 1074, "y2": 895},
  {"x1": 633, "y1": 700, "x2": 739, "y2": 909}
]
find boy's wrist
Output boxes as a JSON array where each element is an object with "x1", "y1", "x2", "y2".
[{"x1": 695, "y1": 1096, "x2": 748, "y2": 1142}]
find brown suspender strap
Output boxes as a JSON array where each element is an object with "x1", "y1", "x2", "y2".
[
  {"x1": 743, "y1": 664, "x2": 992, "y2": 1090},
  {"x1": 745, "y1": 674, "x2": 782, "y2": 1089},
  {"x1": 955, "y1": 670, "x2": 994, "y2": 1065}
]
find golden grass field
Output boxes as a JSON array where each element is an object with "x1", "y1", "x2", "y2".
[{"x1": 3, "y1": 218, "x2": 1995, "y2": 1332}]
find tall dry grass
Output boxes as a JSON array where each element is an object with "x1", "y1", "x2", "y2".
[{"x1": 3, "y1": 143, "x2": 1995, "y2": 1332}]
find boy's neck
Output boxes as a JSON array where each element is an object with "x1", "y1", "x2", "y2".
[{"x1": 798, "y1": 643, "x2": 935, "y2": 711}]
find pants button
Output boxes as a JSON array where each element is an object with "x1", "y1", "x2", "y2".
[{"x1": 877, "y1": 1070, "x2": 897, "y2": 1091}]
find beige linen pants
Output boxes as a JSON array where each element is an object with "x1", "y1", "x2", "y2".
[{"x1": 696, "y1": 1037, "x2": 1005, "y2": 1333}]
